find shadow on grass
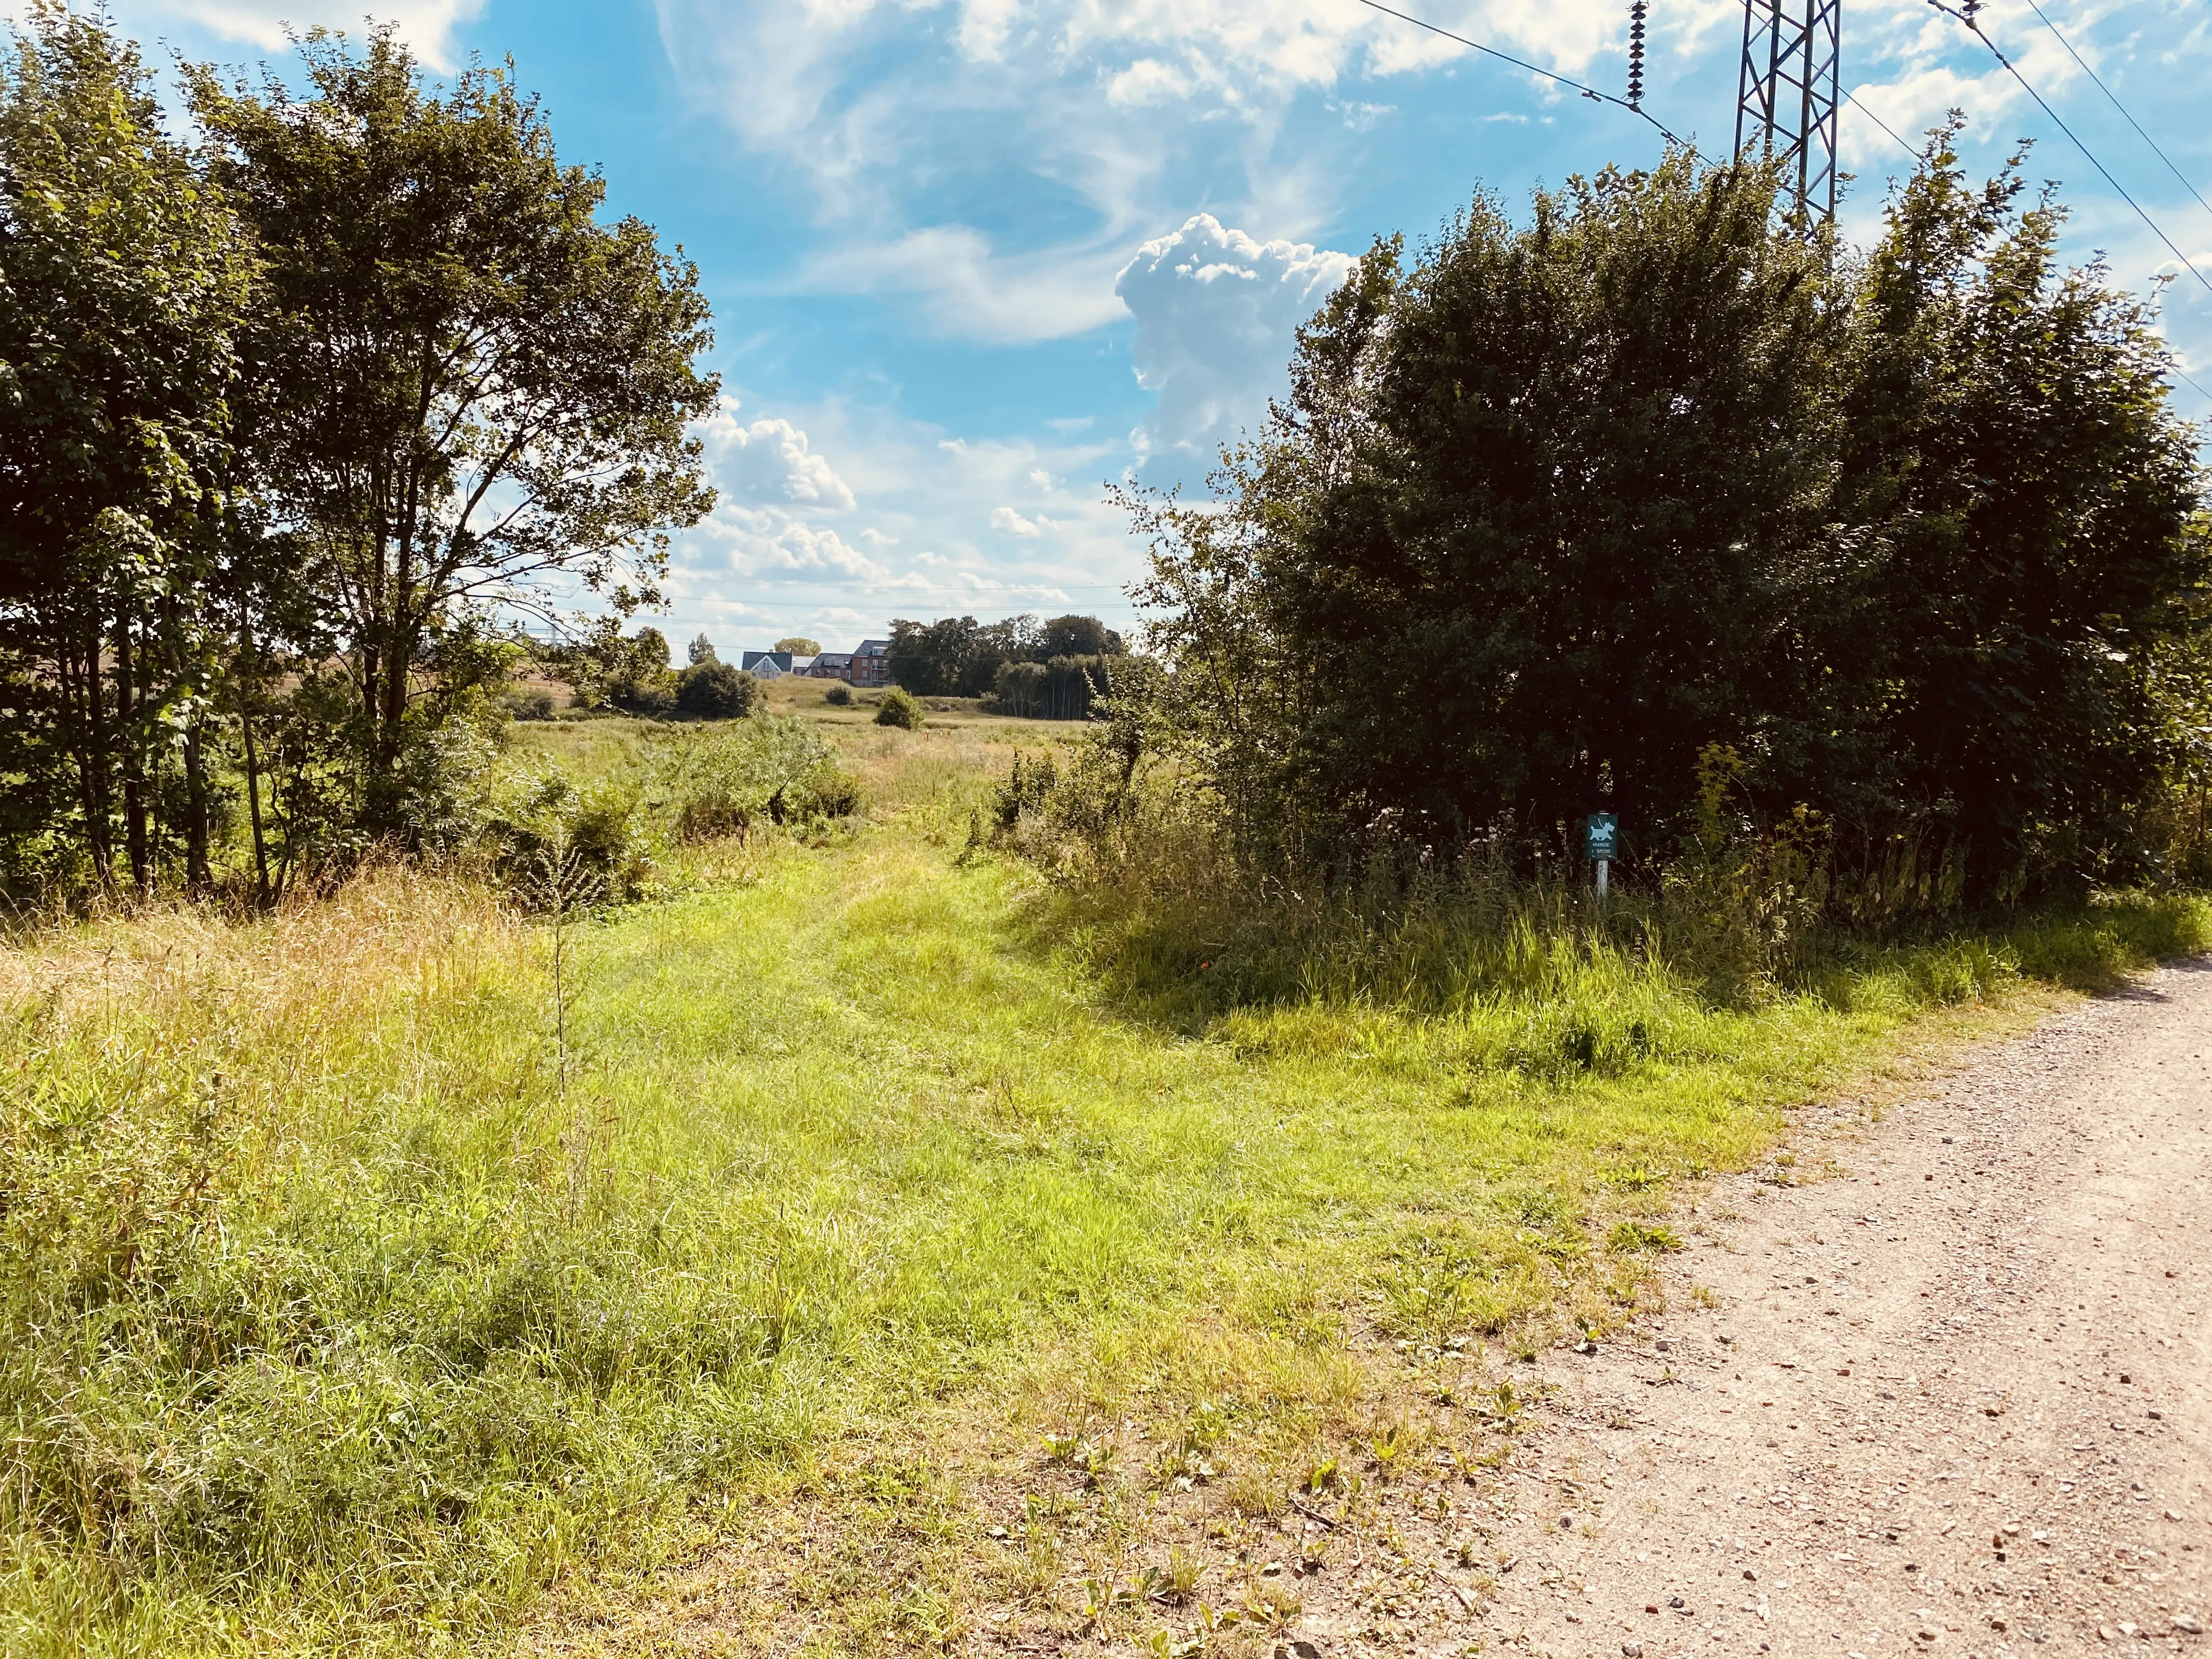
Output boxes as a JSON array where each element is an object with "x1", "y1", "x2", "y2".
[{"x1": 999, "y1": 853, "x2": 2212, "y2": 1044}]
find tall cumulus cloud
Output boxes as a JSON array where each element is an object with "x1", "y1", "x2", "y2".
[{"x1": 1115, "y1": 213, "x2": 1353, "y2": 456}]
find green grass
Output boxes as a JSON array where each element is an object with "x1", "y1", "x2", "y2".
[{"x1": 2, "y1": 726, "x2": 2205, "y2": 1655}]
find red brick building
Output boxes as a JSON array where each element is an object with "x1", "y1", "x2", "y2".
[{"x1": 851, "y1": 639, "x2": 891, "y2": 687}]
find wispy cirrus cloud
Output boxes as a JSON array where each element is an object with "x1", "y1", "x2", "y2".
[{"x1": 650, "y1": 0, "x2": 1628, "y2": 345}]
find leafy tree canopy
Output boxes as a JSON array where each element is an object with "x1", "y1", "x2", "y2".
[
  {"x1": 1128, "y1": 134, "x2": 2207, "y2": 893},
  {"x1": 887, "y1": 612, "x2": 1124, "y2": 696},
  {"x1": 186, "y1": 27, "x2": 718, "y2": 822}
]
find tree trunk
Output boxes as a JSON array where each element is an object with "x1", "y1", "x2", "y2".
[
  {"x1": 168, "y1": 591, "x2": 213, "y2": 892},
  {"x1": 239, "y1": 622, "x2": 272, "y2": 906},
  {"x1": 115, "y1": 603, "x2": 150, "y2": 895},
  {"x1": 183, "y1": 722, "x2": 212, "y2": 891},
  {"x1": 61, "y1": 623, "x2": 115, "y2": 886}
]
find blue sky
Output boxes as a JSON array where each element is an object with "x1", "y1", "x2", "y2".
[{"x1": 80, "y1": 0, "x2": 2212, "y2": 655}]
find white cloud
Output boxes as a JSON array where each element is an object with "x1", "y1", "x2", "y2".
[
  {"x1": 674, "y1": 398, "x2": 882, "y2": 591},
  {"x1": 1115, "y1": 212, "x2": 1354, "y2": 454},
  {"x1": 1105, "y1": 57, "x2": 1193, "y2": 107},
  {"x1": 650, "y1": 0, "x2": 1624, "y2": 341},
  {"x1": 802, "y1": 224, "x2": 1131, "y2": 344},
  {"x1": 1831, "y1": 0, "x2": 2095, "y2": 168},
  {"x1": 103, "y1": 0, "x2": 483, "y2": 68},
  {"x1": 697, "y1": 399, "x2": 856, "y2": 511},
  {"x1": 689, "y1": 507, "x2": 887, "y2": 582},
  {"x1": 661, "y1": 393, "x2": 1144, "y2": 646}
]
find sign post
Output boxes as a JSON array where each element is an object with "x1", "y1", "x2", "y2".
[{"x1": 1584, "y1": 812, "x2": 1618, "y2": 907}]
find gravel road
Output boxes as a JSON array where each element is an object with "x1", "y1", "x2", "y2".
[{"x1": 1442, "y1": 959, "x2": 2211, "y2": 1659}]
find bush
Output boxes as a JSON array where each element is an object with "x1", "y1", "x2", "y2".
[
  {"x1": 651, "y1": 716, "x2": 861, "y2": 840},
  {"x1": 823, "y1": 684, "x2": 853, "y2": 706},
  {"x1": 675, "y1": 661, "x2": 757, "y2": 720},
  {"x1": 605, "y1": 673, "x2": 676, "y2": 716},
  {"x1": 503, "y1": 685, "x2": 556, "y2": 721},
  {"x1": 875, "y1": 686, "x2": 923, "y2": 729},
  {"x1": 486, "y1": 771, "x2": 650, "y2": 909},
  {"x1": 792, "y1": 761, "x2": 864, "y2": 820}
]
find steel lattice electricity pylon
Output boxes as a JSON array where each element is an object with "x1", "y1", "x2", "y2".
[{"x1": 1735, "y1": 0, "x2": 1842, "y2": 224}]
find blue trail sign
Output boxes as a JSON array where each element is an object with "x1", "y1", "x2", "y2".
[{"x1": 1584, "y1": 813, "x2": 1618, "y2": 861}]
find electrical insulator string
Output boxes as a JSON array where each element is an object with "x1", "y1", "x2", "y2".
[
  {"x1": 1347, "y1": 0, "x2": 1700, "y2": 157},
  {"x1": 1627, "y1": 0, "x2": 1647, "y2": 109}
]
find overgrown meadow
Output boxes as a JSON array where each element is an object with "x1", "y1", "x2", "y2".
[{"x1": 3, "y1": 692, "x2": 2203, "y2": 1657}]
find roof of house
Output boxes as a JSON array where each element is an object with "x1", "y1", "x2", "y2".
[{"x1": 855, "y1": 638, "x2": 889, "y2": 653}]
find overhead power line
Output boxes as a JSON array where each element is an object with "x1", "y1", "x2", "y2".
[
  {"x1": 1347, "y1": 0, "x2": 1700, "y2": 159},
  {"x1": 1357, "y1": 0, "x2": 1929, "y2": 189},
  {"x1": 1925, "y1": 0, "x2": 2212, "y2": 303},
  {"x1": 1338, "y1": 0, "x2": 2211, "y2": 406},
  {"x1": 1839, "y1": 84, "x2": 1920, "y2": 160},
  {"x1": 2019, "y1": 0, "x2": 2212, "y2": 229}
]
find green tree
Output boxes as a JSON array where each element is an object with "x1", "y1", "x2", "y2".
[
  {"x1": 0, "y1": 4, "x2": 257, "y2": 894},
  {"x1": 887, "y1": 616, "x2": 986, "y2": 695},
  {"x1": 1132, "y1": 152, "x2": 1849, "y2": 863},
  {"x1": 675, "y1": 659, "x2": 755, "y2": 719},
  {"x1": 1039, "y1": 614, "x2": 1121, "y2": 657},
  {"x1": 187, "y1": 29, "x2": 717, "y2": 829},
  {"x1": 889, "y1": 613, "x2": 1118, "y2": 697},
  {"x1": 1128, "y1": 139, "x2": 2206, "y2": 890},
  {"x1": 875, "y1": 686, "x2": 923, "y2": 729},
  {"x1": 993, "y1": 658, "x2": 1047, "y2": 717},
  {"x1": 772, "y1": 635, "x2": 819, "y2": 655},
  {"x1": 1833, "y1": 126, "x2": 2207, "y2": 884}
]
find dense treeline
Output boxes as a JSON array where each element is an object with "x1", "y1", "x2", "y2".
[
  {"x1": 0, "y1": 9, "x2": 715, "y2": 900},
  {"x1": 888, "y1": 611, "x2": 1124, "y2": 717},
  {"x1": 1125, "y1": 136, "x2": 2210, "y2": 900}
]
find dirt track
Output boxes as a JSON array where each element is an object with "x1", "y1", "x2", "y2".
[{"x1": 1389, "y1": 959, "x2": 2211, "y2": 1658}]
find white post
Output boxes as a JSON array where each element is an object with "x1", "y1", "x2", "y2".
[{"x1": 1595, "y1": 857, "x2": 1609, "y2": 907}]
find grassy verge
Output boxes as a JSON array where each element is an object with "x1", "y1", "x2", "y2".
[{"x1": 1, "y1": 725, "x2": 2203, "y2": 1655}]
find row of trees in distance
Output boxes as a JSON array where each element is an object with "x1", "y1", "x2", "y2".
[{"x1": 888, "y1": 613, "x2": 1126, "y2": 720}]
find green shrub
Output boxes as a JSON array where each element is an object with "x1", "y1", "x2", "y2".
[
  {"x1": 603, "y1": 628, "x2": 678, "y2": 715},
  {"x1": 791, "y1": 762, "x2": 864, "y2": 821},
  {"x1": 503, "y1": 685, "x2": 556, "y2": 721},
  {"x1": 1607, "y1": 1220, "x2": 1684, "y2": 1254},
  {"x1": 823, "y1": 684, "x2": 853, "y2": 706},
  {"x1": 992, "y1": 749, "x2": 1059, "y2": 831},
  {"x1": 675, "y1": 661, "x2": 758, "y2": 720},
  {"x1": 875, "y1": 686, "x2": 923, "y2": 729},
  {"x1": 485, "y1": 771, "x2": 650, "y2": 907},
  {"x1": 650, "y1": 716, "x2": 860, "y2": 841}
]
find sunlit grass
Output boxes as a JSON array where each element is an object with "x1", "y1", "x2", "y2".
[{"x1": 1, "y1": 751, "x2": 2203, "y2": 1655}]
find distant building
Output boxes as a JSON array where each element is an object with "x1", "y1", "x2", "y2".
[{"x1": 742, "y1": 644, "x2": 885, "y2": 685}]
